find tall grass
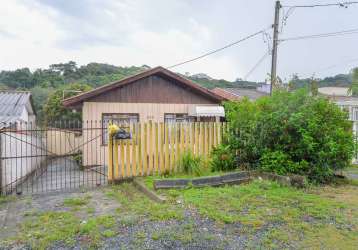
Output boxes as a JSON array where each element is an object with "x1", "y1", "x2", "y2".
[{"x1": 177, "y1": 150, "x2": 205, "y2": 176}]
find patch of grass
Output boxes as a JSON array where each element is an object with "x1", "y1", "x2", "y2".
[
  {"x1": 149, "y1": 222, "x2": 204, "y2": 245},
  {"x1": 142, "y1": 170, "x2": 234, "y2": 190},
  {"x1": 165, "y1": 179, "x2": 358, "y2": 249},
  {"x1": 105, "y1": 183, "x2": 184, "y2": 221},
  {"x1": 13, "y1": 211, "x2": 117, "y2": 249},
  {"x1": 0, "y1": 195, "x2": 16, "y2": 207},
  {"x1": 19, "y1": 211, "x2": 80, "y2": 249},
  {"x1": 102, "y1": 229, "x2": 116, "y2": 238},
  {"x1": 63, "y1": 195, "x2": 91, "y2": 207},
  {"x1": 86, "y1": 207, "x2": 95, "y2": 214}
]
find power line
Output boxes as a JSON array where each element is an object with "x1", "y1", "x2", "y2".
[
  {"x1": 167, "y1": 27, "x2": 271, "y2": 69},
  {"x1": 244, "y1": 51, "x2": 270, "y2": 80},
  {"x1": 282, "y1": 1, "x2": 358, "y2": 8},
  {"x1": 279, "y1": 28, "x2": 358, "y2": 41}
]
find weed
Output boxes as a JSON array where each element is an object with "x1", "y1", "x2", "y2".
[
  {"x1": 63, "y1": 196, "x2": 90, "y2": 207},
  {"x1": 102, "y1": 229, "x2": 116, "y2": 238},
  {"x1": 105, "y1": 183, "x2": 184, "y2": 221},
  {"x1": 177, "y1": 150, "x2": 206, "y2": 176}
]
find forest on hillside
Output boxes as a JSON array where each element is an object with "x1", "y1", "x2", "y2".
[{"x1": 0, "y1": 61, "x2": 355, "y2": 123}]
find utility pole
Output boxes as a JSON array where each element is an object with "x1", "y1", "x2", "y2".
[{"x1": 270, "y1": 0, "x2": 281, "y2": 95}]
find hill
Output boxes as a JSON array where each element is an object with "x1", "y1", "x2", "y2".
[{"x1": 0, "y1": 61, "x2": 355, "y2": 122}]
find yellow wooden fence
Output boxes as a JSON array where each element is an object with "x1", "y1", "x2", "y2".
[{"x1": 108, "y1": 122, "x2": 226, "y2": 181}]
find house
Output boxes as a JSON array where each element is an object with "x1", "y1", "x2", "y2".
[
  {"x1": 0, "y1": 91, "x2": 43, "y2": 194},
  {"x1": 0, "y1": 91, "x2": 36, "y2": 129},
  {"x1": 63, "y1": 66, "x2": 227, "y2": 167},
  {"x1": 211, "y1": 87, "x2": 268, "y2": 101},
  {"x1": 318, "y1": 87, "x2": 358, "y2": 134},
  {"x1": 63, "y1": 66, "x2": 227, "y2": 124}
]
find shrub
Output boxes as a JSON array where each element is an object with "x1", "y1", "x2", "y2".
[
  {"x1": 210, "y1": 144, "x2": 237, "y2": 171},
  {"x1": 259, "y1": 150, "x2": 309, "y2": 176},
  {"x1": 224, "y1": 89, "x2": 354, "y2": 183},
  {"x1": 177, "y1": 150, "x2": 204, "y2": 176}
]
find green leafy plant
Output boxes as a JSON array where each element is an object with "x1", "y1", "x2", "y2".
[
  {"x1": 259, "y1": 151, "x2": 309, "y2": 176},
  {"x1": 224, "y1": 89, "x2": 354, "y2": 183},
  {"x1": 210, "y1": 144, "x2": 236, "y2": 171},
  {"x1": 177, "y1": 150, "x2": 204, "y2": 176}
]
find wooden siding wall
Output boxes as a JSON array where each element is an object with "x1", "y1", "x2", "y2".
[
  {"x1": 88, "y1": 75, "x2": 218, "y2": 104},
  {"x1": 82, "y1": 102, "x2": 220, "y2": 167}
]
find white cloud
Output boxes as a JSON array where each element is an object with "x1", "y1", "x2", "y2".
[{"x1": 0, "y1": 0, "x2": 357, "y2": 81}]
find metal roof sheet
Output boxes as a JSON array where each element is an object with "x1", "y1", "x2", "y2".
[
  {"x1": 222, "y1": 88, "x2": 268, "y2": 100},
  {"x1": 0, "y1": 91, "x2": 31, "y2": 123}
]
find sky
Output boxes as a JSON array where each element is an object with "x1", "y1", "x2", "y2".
[{"x1": 0, "y1": 0, "x2": 358, "y2": 82}]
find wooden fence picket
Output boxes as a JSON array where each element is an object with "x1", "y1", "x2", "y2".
[
  {"x1": 154, "y1": 122, "x2": 159, "y2": 174},
  {"x1": 164, "y1": 124, "x2": 169, "y2": 172},
  {"x1": 159, "y1": 123, "x2": 164, "y2": 173},
  {"x1": 109, "y1": 121, "x2": 225, "y2": 180}
]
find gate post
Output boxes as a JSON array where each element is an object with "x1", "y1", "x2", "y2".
[
  {"x1": 108, "y1": 124, "x2": 119, "y2": 182},
  {"x1": 108, "y1": 132, "x2": 114, "y2": 182}
]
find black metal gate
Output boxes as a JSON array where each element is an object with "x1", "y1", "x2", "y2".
[{"x1": 0, "y1": 121, "x2": 108, "y2": 195}]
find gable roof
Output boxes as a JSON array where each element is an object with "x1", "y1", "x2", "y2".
[
  {"x1": 211, "y1": 88, "x2": 268, "y2": 101},
  {"x1": 63, "y1": 66, "x2": 227, "y2": 107},
  {"x1": 0, "y1": 91, "x2": 34, "y2": 124}
]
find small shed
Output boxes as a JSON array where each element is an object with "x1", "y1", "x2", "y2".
[{"x1": 0, "y1": 91, "x2": 36, "y2": 129}]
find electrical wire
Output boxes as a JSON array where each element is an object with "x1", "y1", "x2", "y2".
[
  {"x1": 282, "y1": 1, "x2": 358, "y2": 8},
  {"x1": 243, "y1": 51, "x2": 270, "y2": 80},
  {"x1": 167, "y1": 27, "x2": 272, "y2": 69},
  {"x1": 279, "y1": 28, "x2": 358, "y2": 41}
]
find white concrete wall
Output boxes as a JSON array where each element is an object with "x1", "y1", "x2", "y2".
[{"x1": 1, "y1": 132, "x2": 46, "y2": 193}]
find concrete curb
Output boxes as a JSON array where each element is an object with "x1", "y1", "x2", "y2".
[
  {"x1": 251, "y1": 171, "x2": 306, "y2": 188},
  {"x1": 152, "y1": 170, "x2": 306, "y2": 190},
  {"x1": 133, "y1": 178, "x2": 166, "y2": 203},
  {"x1": 153, "y1": 179, "x2": 189, "y2": 190},
  {"x1": 154, "y1": 171, "x2": 251, "y2": 189}
]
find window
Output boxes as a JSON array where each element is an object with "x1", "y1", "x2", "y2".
[
  {"x1": 164, "y1": 113, "x2": 194, "y2": 123},
  {"x1": 353, "y1": 107, "x2": 358, "y2": 121},
  {"x1": 164, "y1": 113, "x2": 193, "y2": 143},
  {"x1": 102, "y1": 113, "x2": 139, "y2": 144}
]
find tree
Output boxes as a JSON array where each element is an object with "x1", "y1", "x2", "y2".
[
  {"x1": 0, "y1": 68, "x2": 34, "y2": 89},
  {"x1": 310, "y1": 77, "x2": 319, "y2": 96},
  {"x1": 43, "y1": 83, "x2": 92, "y2": 125},
  {"x1": 348, "y1": 67, "x2": 358, "y2": 96}
]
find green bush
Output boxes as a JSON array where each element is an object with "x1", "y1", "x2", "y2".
[
  {"x1": 177, "y1": 150, "x2": 204, "y2": 176},
  {"x1": 210, "y1": 144, "x2": 236, "y2": 171},
  {"x1": 259, "y1": 151, "x2": 309, "y2": 176},
  {"x1": 224, "y1": 89, "x2": 354, "y2": 183}
]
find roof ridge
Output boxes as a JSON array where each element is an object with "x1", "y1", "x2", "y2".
[{"x1": 63, "y1": 66, "x2": 226, "y2": 107}]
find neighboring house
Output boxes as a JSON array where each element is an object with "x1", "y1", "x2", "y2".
[
  {"x1": 318, "y1": 87, "x2": 358, "y2": 134},
  {"x1": 0, "y1": 91, "x2": 36, "y2": 129},
  {"x1": 0, "y1": 91, "x2": 43, "y2": 194},
  {"x1": 63, "y1": 66, "x2": 227, "y2": 166},
  {"x1": 211, "y1": 86, "x2": 269, "y2": 101}
]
